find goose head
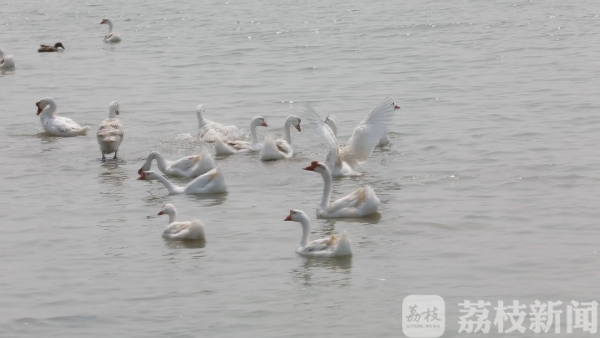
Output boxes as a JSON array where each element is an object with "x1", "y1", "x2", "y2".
[
  {"x1": 158, "y1": 203, "x2": 176, "y2": 216},
  {"x1": 250, "y1": 116, "x2": 268, "y2": 128},
  {"x1": 302, "y1": 160, "x2": 328, "y2": 174},
  {"x1": 109, "y1": 101, "x2": 120, "y2": 117},
  {"x1": 286, "y1": 115, "x2": 302, "y2": 132},
  {"x1": 284, "y1": 209, "x2": 309, "y2": 222},
  {"x1": 393, "y1": 102, "x2": 400, "y2": 110},
  {"x1": 36, "y1": 97, "x2": 55, "y2": 116},
  {"x1": 137, "y1": 170, "x2": 160, "y2": 181},
  {"x1": 100, "y1": 18, "x2": 112, "y2": 25},
  {"x1": 324, "y1": 114, "x2": 337, "y2": 136},
  {"x1": 54, "y1": 42, "x2": 65, "y2": 50}
]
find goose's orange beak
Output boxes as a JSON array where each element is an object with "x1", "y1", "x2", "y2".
[
  {"x1": 284, "y1": 215, "x2": 292, "y2": 221},
  {"x1": 137, "y1": 172, "x2": 146, "y2": 180},
  {"x1": 394, "y1": 105, "x2": 400, "y2": 110},
  {"x1": 36, "y1": 102, "x2": 42, "y2": 115},
  {"x1": 158, "y1": 211, "x2": 164, "y2": 215}
]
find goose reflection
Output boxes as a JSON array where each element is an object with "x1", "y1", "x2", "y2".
[
  {"x1": 290, "y1": 255, "x2": 353, "y2": 288},
  {"x1": 164, "y1": 239, "x2": 206, "y2": 250}
]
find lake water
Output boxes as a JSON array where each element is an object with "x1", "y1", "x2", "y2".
[{"x1": 1, "y1": 0, "x2": 599, "y2": 337}]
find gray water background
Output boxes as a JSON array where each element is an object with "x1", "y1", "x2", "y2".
[{"x1": 1, "y1": 0, "x2": 599, "y2": 337}]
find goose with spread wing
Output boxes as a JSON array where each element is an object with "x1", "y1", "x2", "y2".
[{"x1": 302, "y1": 96, "x2": 396, "y2": 176}]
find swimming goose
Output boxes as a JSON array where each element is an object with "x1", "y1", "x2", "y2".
[
  {"x1": 36, "y1": 97, "x2": 89, "y2": 137},
  {"x1": 196, "y1": 104, "x2": 239, "y2": 142},
  {"x1": 284, "y1": 209, "x2": 352, "y2": 257},
  {"x1": 96, "y1": 101, "x2": 124, "y2": 159},
  {"x1": 260, "y1": 115, "x2": 301, "y2": 161},
  {"x1": 158, "y1": 204, "x2": 206, "y2": 240},
  {"x1": 100, "y1": 18, "x2": 121, "y2": 43},
  {"x1": 0, "y1": 49, "x2": 16, "y2": 70},
  {"x1": 138, "y1": 167, "x2": 227, "y2": 195},
  {"x1": 214, "y1": 116, "x2": 268, "y2": 155}
]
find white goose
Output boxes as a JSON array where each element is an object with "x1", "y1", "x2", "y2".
[
  {"x1": 96, "y1": 101, "x2": 124, "y2": 159},
  {"x1": 260, "y1": 115, "x2": 302, "y2": 161},
  {"x1": 303, "y1": 161, "x2": 379, "y2": 218},
  {"x1": 214, "y1": 116, "x2": 268, "y2": 155},
  {"x1": 284, "y1": 209, "x2": 352, "y2": 257},
  {"x1": 158, "y1": 204, "x2": 206, "y2": 240},
  {"x1": 36, "y1": 97, "x2": 90, "y2": 137},
  {"x1": 325, "y1": 101, "x2": 400, "y2": 147},
  {"x1": 100, "y1": 18, "x2": 121, "y2": 43},
  {"x1": 303, "y1": 97, "x2": 396, "y2": 176},
  {"x1": 0, "y1": 48, "x2": 16, "y2": 70},
  {"x1": 138, "y1": 149, "x2": 215, "y2": 178},
  {"x1": 138, "y1": 167, "x2": 226, "y2": 195},
  {"x1": 196, "y1": 104, "x2": 239, "y2": 142}
]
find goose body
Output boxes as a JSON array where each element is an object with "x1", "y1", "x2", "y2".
[
  {"x1": 303, "y1": 97, "x2": 396, "y2": 176},
  {"x1": 138, "y1": 167, "x2": 226, "y2": 195},
  {"x1": 0, "y1": 49, "x2": 16, "y2": 70},
  {"x1": 138, "y1": 149, "x2": 215, "y2": 178},
  {"x1": 38, "y1": 42, "x2": 65, "y2": 53},
  {"x1": 96, "y1": 101, "x2": 124, "y2": 159},
  {"x1": 36, "y1": 97, "x2": 89, "y2": 137},
  {"x1": 100, "y1": 19, "x2": 121, "y2": 43},
  {"x1": 324, "y1": 101, "x2": 400, "y2": 147},
  {"x1": 158, "y1": 204, "x2": 206, "y2": 240},
  {"x1": 303, "y1": 161, "x2": 379, "y2": 218},
  {"x1": 214, "y1": 116, "x2": 268, "y2": 155},
  {"x1": 284, "y1": 209, "x2": 352, "y2": 257},
  {"x1": 196, "y1": 104, "x2": 239, "y2": 142},
  {"x1": 260, "y1": 115, "x2": 301, "y2": 161}
]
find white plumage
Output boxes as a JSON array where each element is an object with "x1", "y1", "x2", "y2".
[
  {"x1": 303, "y1": 97, "x2": 396, "y2": 176},
  {"x1": 214, "y1": 116, "x2": 268, "y2": 156},
  {"x1": 196, "y1": 104, "x2": 240, "y2": 142},
  {"x1": 100, "y1": 18, "x2": 121, "y2": 43},
  {"x1": 138, "y1": 167, "x2": 227, "y2": 195},
  {"x1": 96, "y1": 101, "x2": 124, "y2": 159},
  {"x1": 0, "y1": 48, "x2": 16, "y2": 70},
  {"x1": 260, "y1": 115, "x2": 301, "y2": 161},
  {"x1": 36, "y1": 97, "x2": 90, "y2": 137},
  {"x1": 138, "y1": 149, "x2": 215, "y2": 178},
  {"x1": 284, "y1": 210, "x2": 352, "y2": 257},
  {"x1": 158, "y1": 204, "x2": 206, "y2": 240},
  {"x1": 303, "y1": 161, "x2": 379, "y2": 218}
]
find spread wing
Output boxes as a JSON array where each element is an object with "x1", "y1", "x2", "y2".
[
  {"x1": 346, "y1": 96, "x2": 395, "y2": 162},
  {"x1": 302, "y1": 103, "x2": 342, "y2": 170}
]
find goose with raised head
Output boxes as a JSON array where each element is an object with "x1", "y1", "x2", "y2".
[
  {"x1": 260, "y1": 115, "x2": 302, "y2": 161},
  {"x1": 158, "y1": 204, "x2": 206, "y2": 240},
  {"x1": 214, "y1": 116, "x2": 268, "y2": 155},
  {"x1": 36, "y1": 97, "x2": 89, "y2": 137},
  {"x1": 0, "y1": 49, "x2": 16, "y2": 70},
  {"x1": 96, "y1": 101, "x2": 124, "y2": 159},
  {"x1": 196, "y1": 104, "x2": 239, "y2": 142},
  {"x1": 283, "y1": 209, "x2": 352, "y2": 257},
  {"x1": 100, "y1": 18, "x2": 121, "y2": 43},
  {"x1": 303, "y1": 97, "x2": 396, "y2": 176},
  {"x1": 303, "y1": 161, "x2": 379, "y2": 218},
  {"x1": 38, "y1": 42, "x2": 65, "y2": 52},
  {"x1": 324, "y1": 101, "x2": 400, "y2": 147},
  {"x1": 138, "y1": 167, "x2": 226, "y2": 195},
  {"x1": 138, "y1": 149, "x2": 215, "y2": 178}
]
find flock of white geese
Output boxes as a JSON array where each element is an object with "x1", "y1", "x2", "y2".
[{"x1": 7, "y1": 18, "x2": 402, "y2": 258}]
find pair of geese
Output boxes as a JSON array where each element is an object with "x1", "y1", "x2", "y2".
[
  {"x1": 156, "y1": 203, "x2": 351, "y2": 258},
  {"x1": 148, "y1": 97, "x2": 399, "y2": 258},
  {"x1": 36, "y1": 98, "x2": 124, "y2": 159}
]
